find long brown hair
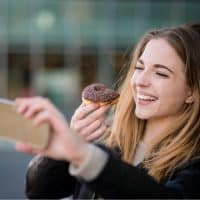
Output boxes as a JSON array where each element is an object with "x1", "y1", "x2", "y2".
[{"x1": 106, "y1": 23, "x2": 200, "y2": 181}]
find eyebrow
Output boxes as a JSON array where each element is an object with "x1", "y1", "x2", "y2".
[{"x1": 137, "y1": 59, "x2": 174, "y2": 74}]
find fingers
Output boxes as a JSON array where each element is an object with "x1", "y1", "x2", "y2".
[
  {"x1": 70, "y1": 103, "x2": 110, "y2": 142},
  {"x1": 16, "y1": 97, "x2": 58, "y2": 119},
  {"x1": 85, "y1": 122, "x2": 107, "y2": 142},
  {"x1": 71, "y1": 103, "x2": 99, "y2": 129},
  {"x1": 15, "y1": 98, "x2": 31, "y2": 114},
  {"x1": 15, "y1": 142, "x2": 41, "y2": 155},
  {"x1": 15, "y1": 96, "x2": 87, "y2": 162},
  {"x1": 32, "y1": 109, "x2": 67, "y2": 134},
  {"x1": 81, "y1": 105, "x2": 109, "y2": 126},
  {"x1": 16, "y1": 97, "x2": 47, "y2": 117},
  {"x1": 71, "y1": 105, "x2": 109, "y2": 131},
  {"x1": 78, "y1": 117, "x2": 105, "y2": 136},
  {"x1": 72, "y1": 103, "x2": 99, "y2": 121},
  {"x1": 15, "y1": 97, "x2": 68, "y2": 133},
  {"x1": 32, "y1": 110, "x2": 51, "y2": 126},
  {"x1": 23, "y1": 103, "x2": 45, "y2": 118}
]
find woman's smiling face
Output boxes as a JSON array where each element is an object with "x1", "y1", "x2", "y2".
[{"x1": 131, "y1": 38, "x2": 191, "y2": 120}]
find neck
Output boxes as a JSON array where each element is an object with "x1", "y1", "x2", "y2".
[{"x1": 142, "y1": 115, "x2": 177, "y2": 146}]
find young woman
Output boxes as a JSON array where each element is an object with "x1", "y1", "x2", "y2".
[{"x1": 15, "y1": 22, "x2": 200, "y2": 199}]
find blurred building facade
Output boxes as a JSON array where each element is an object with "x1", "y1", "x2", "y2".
[{"x1": 0, "y1": 0, "x2": 199, "y2": 198}]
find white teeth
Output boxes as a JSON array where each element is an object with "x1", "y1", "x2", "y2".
[{"x1": 138, "y1": 94, "x2": 157, "y2": 101}]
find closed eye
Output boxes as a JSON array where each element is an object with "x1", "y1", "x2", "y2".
[
  {"x1": 135, "y1": 66, "x2": 144, "y2": 70},
  {"x1": 156, "y1": 72, "x2": 169, "y2": 78}
]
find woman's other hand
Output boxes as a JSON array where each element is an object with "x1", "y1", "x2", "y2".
[{"x1": 15, "y1": 97, "x2": 90, "y2": 166}]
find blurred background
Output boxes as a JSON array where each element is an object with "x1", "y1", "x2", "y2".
[{"x1": 0, "y1": 0, "x2": 199, "y2": 198}]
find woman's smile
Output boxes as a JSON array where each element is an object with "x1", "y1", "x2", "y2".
[{"x1": 136, "y1": 93, "x2": 158, "y2": 106}]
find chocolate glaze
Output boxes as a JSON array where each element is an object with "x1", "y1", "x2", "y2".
[{"x1": 82, "y1": 83, "x2": 119, "y2": 102}]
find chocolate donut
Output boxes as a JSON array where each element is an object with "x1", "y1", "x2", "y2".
[{"x1": 82, "y1": 83, "x2": 120, "y2": 106}]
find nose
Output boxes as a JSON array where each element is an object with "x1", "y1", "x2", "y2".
[{"x1": 132, "y1": 70, "x2": 151, "y2": 88}]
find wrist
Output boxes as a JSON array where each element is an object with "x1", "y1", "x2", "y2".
[
  {"x1": 67, "y1": 141, "x2": 90, "y2": 168},
  {"x1": 69, "y1": 144, "x2": 108, "y2": 181}
]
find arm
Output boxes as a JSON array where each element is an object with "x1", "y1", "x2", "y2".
[
  {"x1": 86, "y1": 152, "x2": 180, "y2": 199},
  {"x1": 25, "y1": 155, "x2": 76, "y2": 199},
  {"x1": 14, "y1": 97, "x2": 200, "y2": 199},
  {"x1": 71, "y1": 144, "x2": 200, "y2": 199}
]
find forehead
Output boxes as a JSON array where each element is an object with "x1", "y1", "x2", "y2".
[{"x1": 139, "y1": 39, "x2": 185, "y2": 72}]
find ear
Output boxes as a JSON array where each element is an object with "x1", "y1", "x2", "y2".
[{"x1": 185, "y1": 89, "x2": 194, "y2": 104}]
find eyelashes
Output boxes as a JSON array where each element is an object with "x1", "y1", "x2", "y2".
[
  {"x1": 155, "y1": 72, "x2": 169, "y2": 78},
  {"x1": 134, "y1": 66, "x2": 169, "y2": 78},
  {"x1": 135, "y1": 66, "x2": 143, "y2": 70}
]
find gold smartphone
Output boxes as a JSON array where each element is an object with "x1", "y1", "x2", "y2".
[{"x1": 0, "y1": 98, "x2": 50, "y2": 148}]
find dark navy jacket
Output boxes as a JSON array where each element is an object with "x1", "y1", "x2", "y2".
[{"x1": 25, "y1": 145, "x2": 200, "y2": 199}]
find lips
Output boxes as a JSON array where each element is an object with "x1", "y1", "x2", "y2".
[
  {"x1": 138, "y1": 94, "x2": 158, "y2": 101},
  {"x1": 136, "y1": 92, "x2": 158, "y2": 104}
]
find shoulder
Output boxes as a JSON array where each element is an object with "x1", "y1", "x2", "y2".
[{"x1": 164, "y1": 157, "x2": 200, "y2": 198}]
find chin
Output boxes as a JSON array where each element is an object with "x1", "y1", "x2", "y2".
[
  {"x1": 135, "y1": 111, "x2": 150, "y2": 119},
  {"x1": 136, "y1": 116, "x2": 149, "y2": 120}
]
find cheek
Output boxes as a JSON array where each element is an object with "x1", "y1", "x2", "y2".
[{"x1": 159, "y1": 85, "x2": 187, "y2": 109}]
